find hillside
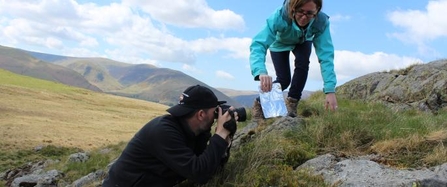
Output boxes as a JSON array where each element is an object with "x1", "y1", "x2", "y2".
[
  {"x1": 0, "y1": 68, "x2": 169, "y2": 151},
  {"x1": 0, "y1": 45, "x2": 101, "y2": 92},
  {"x1": 2, "y1": 45, "x2": 321, "y2": 108},
  {"x1": 0, "y1": 45, "x2": 241, "y2": 107}
]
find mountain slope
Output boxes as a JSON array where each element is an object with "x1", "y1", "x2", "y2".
[
  {"x1": 0, "y1": 45, "x2": 101, "y2": 92},
  {"x1": 25, "y1": 49, "x2": 240, "y2": 107},
  {"x1": 0, "y1": 68, "x2": 169, "y2": 151}
]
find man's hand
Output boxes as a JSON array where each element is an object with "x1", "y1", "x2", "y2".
[
  {"x1": 214, "y1": 106, "x2": 232, "y2": 140},
  {"x1": 325, "y1": 93, "x2": 338, "y2": 111},
  {"x1": 259, "y1": 74, "x2": 272, "y2": 92}
]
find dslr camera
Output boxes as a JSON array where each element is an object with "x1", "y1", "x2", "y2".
[{"x1": 214, "y1": 103, "x2": 246, "y2": 137}]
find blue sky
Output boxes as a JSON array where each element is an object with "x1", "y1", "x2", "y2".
[{"x1": 0, "y1": 0, "x2": 446, "y2": 92}]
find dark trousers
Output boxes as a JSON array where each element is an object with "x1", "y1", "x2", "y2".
[{"x1": 270, "y1": 41, "x2": 312, "y2": 100}]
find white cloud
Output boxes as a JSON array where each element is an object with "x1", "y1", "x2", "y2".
[
  {"x1": 387, "y1": 0, "x2": 447, "y2": 55},
  {"x1": 189, "y1": 37, "x2": 252, "y2": 59},
  {"x1": 123, "y1": 0, "x2": 245, "y2": 31},
  {"x1": 63, "y1": 47, "x2": 104, "y2": 58},
  {"x1": 216, "y1": 70, "x2": 235, "y2": 80},
  {"x1": 45, "y1": 37, "x2": 64, "y2": 49},
  {"x1": 182, "y1": 64, "x2": 202, "y2": 74},
  {"x1": 0, "y1": 0, "x2": 249, "y2": 66},
  {"x1": 329, "y1": 14, "x2": 351, "y2": 22},
  {"x1": 0, "y1": 0, "x2": 201, "y2": 64},
  {"x1": 105, "y1": 49, "x2": 159, "y2": 66}
]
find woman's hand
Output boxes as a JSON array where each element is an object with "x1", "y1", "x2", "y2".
[
  {"x1": 259, "y1": 74, "x2": 272, "y2": 92},
  {"x1": 325, "y1": 93, "x2": 338, "y2": 111}
]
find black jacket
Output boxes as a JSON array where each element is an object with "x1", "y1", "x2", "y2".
[{"x1": 102, "y1": 115, "x2": 229, "y2": 187}]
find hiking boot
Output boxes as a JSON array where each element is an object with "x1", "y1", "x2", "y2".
[
  {"x1": 286, "y1": 97, "x2": 298, "y2": 118},
  {"x1": 251, "y1": 98, "x2": 264, "y2": 121}
]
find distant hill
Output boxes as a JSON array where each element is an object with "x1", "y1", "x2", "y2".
[
  {"x1": 25, "y1": 51, "x2": 69, "y2": 62},
  {"x1": 51, "y1": 57, "x2": 239, "y2": 107},
  {"x1": 0, "y1": 45, "x2": 239, "y2": 107},
  {"x1": 0, "y1": 45, "x2": 101, "y2": 92},
  {"x1": 1, "y1": 45, "x2": 317, "y2": 107}
]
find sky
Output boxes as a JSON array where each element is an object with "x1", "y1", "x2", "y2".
[{"x1": 0, "y1": 0, "x2": 446, "y2": 92}]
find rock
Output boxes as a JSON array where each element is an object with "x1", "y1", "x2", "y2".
[
  {"x1": 70, "y1": 170, "x2": 106, "y2": 187},
  {"x1": 10, "y1": 169, "x2": 63, "y2": 187},
  {"x1": 338, "y1": 60, "x2": 447, "y2": 112},
  {"x1": 68, "y1": 152, "x2": 89, "y2": 163},
  {"x1": 231, "y1": 116, "x2": 303, "y2": 149},
  {"x1": 297, "y1": 154, "x2": 447, "y2": 187}
]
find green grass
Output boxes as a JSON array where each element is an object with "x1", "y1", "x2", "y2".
[
  {"x1": 52, "y1": 142, "x2": 127, "y2": 182},
  {"x1": 0, "y1": 69, "x2": 83, "y2": 93},
  {"x1": 0, "y1": 145, "x2": 82, "y2": 174}
]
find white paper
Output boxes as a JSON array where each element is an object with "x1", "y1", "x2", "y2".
[{"x1": 258, "y1": 83, "x2": 288, "y2": 118}]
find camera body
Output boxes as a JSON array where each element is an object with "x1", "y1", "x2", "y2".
[{"x1": 214, "y1": 104, "x2": 246, "y2": 136}]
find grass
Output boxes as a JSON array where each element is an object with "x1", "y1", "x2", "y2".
[{"x1": 1, "y1": 68, "x2": 447, "y2": 186}]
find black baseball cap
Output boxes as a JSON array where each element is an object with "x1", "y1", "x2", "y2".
[{"x1": 167, "y1": 85, "x2": 226, "y2": 117}]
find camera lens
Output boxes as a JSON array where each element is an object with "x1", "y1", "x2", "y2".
[
  {"x1": 214, "y1": 105, "x2": 246, "y2": 122},
  {"x1": 234, "y1": 107, "x2": 246, "y2": 122}
]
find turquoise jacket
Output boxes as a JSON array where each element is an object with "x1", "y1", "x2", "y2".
[{"x1": 249, "y1": 4, "x2": 336, "y2": 93}]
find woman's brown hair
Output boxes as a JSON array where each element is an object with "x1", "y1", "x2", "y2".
[{"x1": 287, "y1": 0, "x2": 322, "y2": 20}]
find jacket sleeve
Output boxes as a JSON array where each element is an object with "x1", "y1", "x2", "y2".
[
  {"x1": 313, "y1": 20, "x2": 337, "y2": 93},
  {"x1": 249, "y1": 8, "x2": 283, "y2": 80},
  {"x1": 194, "y1": 131, "x2": 211, "y2": 155},
  {"x1": 150, "y1": 125, "x2": 228, "y2": 184}
]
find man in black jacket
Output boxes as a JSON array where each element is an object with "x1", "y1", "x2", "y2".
[{"x1": 102, "y1": 85, "x2": 234, "y2": 187}]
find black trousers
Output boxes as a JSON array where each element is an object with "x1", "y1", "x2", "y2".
[{"x1": 270, "y1": 41, "x2": 312, "y2": 100}]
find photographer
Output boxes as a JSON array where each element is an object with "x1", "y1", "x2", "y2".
[{"x1": 103, "y1": 85, "x2": 237, "y2": 187}]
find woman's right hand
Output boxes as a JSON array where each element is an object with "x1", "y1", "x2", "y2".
[{"x1": 259, "y1": 74, "x2": 272, "y2": 92}]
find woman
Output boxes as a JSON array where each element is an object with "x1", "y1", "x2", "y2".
[{"x1": 250, "y1": 0, "x2": 337, "y2": 118}]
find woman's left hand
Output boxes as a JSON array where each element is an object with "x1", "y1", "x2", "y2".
[{"x1": 325, "y1": 93, "x2": 338, "y2": 111}]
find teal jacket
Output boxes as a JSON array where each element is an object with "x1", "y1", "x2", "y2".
[{"x1": 249, "y1": 4, "x2": 336, "y2": 93}]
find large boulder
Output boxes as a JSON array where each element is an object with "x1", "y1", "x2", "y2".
[
  {"x1": 337, "y1": 60, "x2": 447, "y2": 112},
  {"x1": 297, "y1": 154, "x2": 447, "y2": 187}
]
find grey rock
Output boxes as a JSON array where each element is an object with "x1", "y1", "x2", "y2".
[
  {"x1": 297, "y1": 154, "x2": 447, "y2": 187},
  {"x1": 11, "y1": 169, "x2": 62, "y2": 187},
  {"x1": 338, "y1": 60, "x2": 447, "y2": 112},
  {"x1": 68, "y1": 152, "x2": 90, "y2": 163},
  {"x1": 70, "y1": 170, "x2": 106, "y2": 187}
]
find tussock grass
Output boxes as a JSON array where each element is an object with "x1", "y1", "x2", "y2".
[
  {"x1": 202, "y1": 131, "x2": 327, "y2": 187},
  {"x1": 293, "y1": 92, "x2": 447, "y2": 168}
]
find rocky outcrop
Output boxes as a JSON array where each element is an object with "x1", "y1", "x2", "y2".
[
  {"x1": 0, "y1": 152, "x2": 100, "y2": 187},
  {"x1": 337, "y1": 59, "x2": 447, "y2": 112},
  {"x1": 297, "y1": 154, "x2": 447, "y2": 187},
  {"x1": 1, "y1": 160, "x2": 62, "y2": 187},
  {"x1": 232, "y1": 116, "x2": 304, "y2": 149}
]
